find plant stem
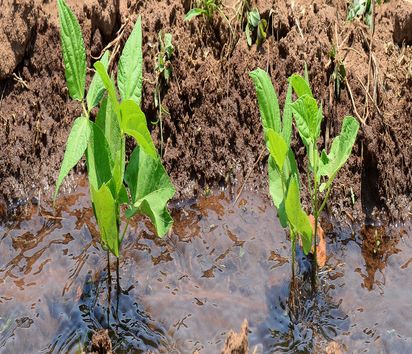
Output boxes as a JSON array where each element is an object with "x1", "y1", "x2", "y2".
[
  {"x1": 311, "y1": 143, "x2": 318, "y2": 289},
  {"x1": 120, "y1": 219, "x2": 130, "y2": 243},
  {"x1": 81, "y1": 101, "x2": 89, "y2": 119}
]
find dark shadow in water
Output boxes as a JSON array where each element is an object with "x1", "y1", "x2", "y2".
[
  {"x1": 45, "y1": 267, "x2": 171, "y2": 353},
  {"x1": 252, "y1": 246, "x2": 349, "y2": 353}
]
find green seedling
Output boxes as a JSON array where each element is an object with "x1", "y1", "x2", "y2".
[
  {"x1": 154, "y1": 31, "x2": 174, "y2": 156},
  {"x1": 55, "y1": 0, "x2": 175, "y2": 258},
  {"x1": 328, "y1": 46, "x2": 347, "y2": 100},
  {"x1": 289, "y1": 70, "x2": 359, "y2": 281},
  {"x1": 251, "y1": 67, "x2": 359, "y2": 286},
  {"x1": 245, "y1": 9, "x2": 267, "y2": 47},
  {"x1": 250, "y1": 68, "x2": 313, "y2": 281},
  {"x1": 347, "y1": 0, "x2": 383, "y2": 27},
  {"x1": 184, "y1": 0, "x2": 222, "y2": 21}
]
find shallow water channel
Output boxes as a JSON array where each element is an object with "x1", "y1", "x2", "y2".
[{"x1": 0, "y1": 180, "x2": 411, "y2": 353}]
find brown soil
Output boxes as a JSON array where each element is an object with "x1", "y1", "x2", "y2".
[{"x1": 0, "y1": 0, "x2": 411, "y2": 222}]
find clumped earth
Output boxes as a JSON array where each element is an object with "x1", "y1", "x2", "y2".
[{"x1": 0, "y1": 0, "x2": 411, "y2": 224}]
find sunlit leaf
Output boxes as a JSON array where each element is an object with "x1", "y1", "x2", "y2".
[
  {"x1": 57, "y1": 0, "x2": 86, "y2": 101},
  {"x1": 87, "y1": 51, "x2": 110, "y2": 110},
  {"x1": 285, "y1": 177, "x2": 312, "y2": 255},
  {"x1": 120, "y1": 100, "x2": 157, "y2": 159},
  {"x1": 125, "y1": 146, "x2": 175, "y2": 237},
  {"x1": 54, "y1": 116, "x2": 90, "y2": 199},
  {"x1": 91, "y1": 182, "x2": 119, "y2": 257},
  {"x1": 249, "y1": 68, "x2": 281, "y2": 136},
  {"x1": 118, "y1": 16, "x2": 143, "y2": 105}
]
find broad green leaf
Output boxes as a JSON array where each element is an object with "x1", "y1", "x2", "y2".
[
  {"x1": 86, "y1": 121, "x2": 113, "y2": 191},
  {"x1": 248, "y1": 9, "x2": 260, "y2": 27},
  {"x1": 268, "y1": 157, "x2": 287, "y2": 227},
  {"x1": 96, "y1": 97, "x2": 121, "y2": 163},
  {"x1": 54, "y1": 116, "x2": 90, "y2": 199},
  {"x1": 290, "y1": 94, "x2": 319, "y2": 142},
  {"x1": 125, "y1": 146, "x2": 175, "y2": 237},
  {"x1": 289, "y1": 74, "x2": 312, "y2": 98},
  {"x1": 285, "y1": 177, "x2": 312, "y2": 255},
  {"x1": 318, "y1": 116, "x2": 359, "y2": 178},
  {"x1": 282, "y1": 83, "x2": 293, "y2": 146},
  {"x1": 94, "y1": 61, "x2": 120, "y2": 114},
  {"x1": 57, "y1": 0, "x2": 86, "y2": 101},
  {"x1": 184, "y1": 8, "x2": 207, "y2": 21},
  {"x1": 267, "y1": 129, "x2": 288, "y2": 170},
  {"x1": 118, "y1": 16, "x2": 143, "y2": 105},
  {"x1": 120, "y1": 100, "x2": 157, "y2": 159},
  {"x1": 86, "y1": 51, "x2": 110, "y2": 111},
  {"x1": 91, "y1": 182, "x2": 119, "y2": 257},
  {"x1": 249, "y1": 68, "x2": 281, "y2": 137}
]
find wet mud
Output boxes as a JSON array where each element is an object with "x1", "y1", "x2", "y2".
[{"x1": 0, "y1": 181, "x2": 411, "y2": 353}]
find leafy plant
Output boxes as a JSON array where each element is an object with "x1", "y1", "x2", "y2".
[
  {"x1": 251, "y1": 67, "x2": 360, "y2": 284},
  {"x1": 289, "y1": 70, "x2": 359, "y2": 279},
  {"x1": 55, "y1": 0, "x2": 175, "y2": 258},
  {"x1": 250, "y1": 68, "x2": 313, "y2": 280},
  {"x1": 154, "y1": 31, "x2": 174, "y2": 156},
  {"x1": 245, "y1": 9, "x2": 268, "y2": 47},
  {"x1": 184, "y1": 0, "x2": 222, "y2": 21},
  {"x1": 347, "y1": 0, "x2": 383, "y2": 27}
]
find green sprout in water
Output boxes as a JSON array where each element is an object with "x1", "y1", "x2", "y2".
[
  {"x1": 251, "y1": 67, "x2": 359, "y2": 287},
  {"x1": 55, "y1": 0, "x2": 175, "y2": 258}
]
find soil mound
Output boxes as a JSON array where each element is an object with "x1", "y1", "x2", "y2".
[{"x1": 0, "y1": 0, "x2": 411, "y2": 222}]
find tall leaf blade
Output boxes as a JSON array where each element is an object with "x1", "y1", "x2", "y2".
[
  {"x1": 120, "y1": 100, "x2": 157, "y2": 159},
  {"x1": 91, "y1": 183, "x2": 119, "y2": 257},
  {"x1": 54, "y1": 116, "x2": 90, "y2": 199},
  {"x1": 285, "y1": 177, "x2": 312, "y2": 254},
  {"x1": 94, "y1": 61, "x2": 120, "y2": 115},
  {"x1": 86, "y1": 51, "x2": 110, "y2": 111},
  {"x1": 282, "y1": 83, "x2": 293, "y2": 146},
  {"x1": 249, "y1": 68, "x2": 281, "y2": 136},
  {"x1": 96, "y1": 97, "x2": 121, "y2": 162},
  {"x1": 118, "y1": 16, "x2": 143, "y2": 105},
  {"x1": 57, "y1": 0, "x2": 86, "y2": 101},
  {"x1": 86, "y1": 121, "x2": 113, "y2": 191},
  {"x1": 125, "y1": 146, "x2": 175, "y2": 237}
]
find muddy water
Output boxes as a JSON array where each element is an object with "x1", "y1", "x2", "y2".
[{"x1": 0, "y1": 180, "x2": 411, "y2": 353}]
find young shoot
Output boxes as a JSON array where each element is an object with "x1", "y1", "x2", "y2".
[
  {"x1": 289, "y1": 70, "x2": 359, "y2": 281},
  {"x1": 250, "y1": 68, "x2": 313, "y2": 281},
  {"x1": 55, "y1": 0, "x2": 175, "y2": 258}
]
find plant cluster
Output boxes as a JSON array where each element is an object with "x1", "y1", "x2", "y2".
[
  {"x1": 347, "y1": 0, "x2": 384, "y2": 27},
  {"x1": 184, "y1": 0, "x2": 222, "y2": 21},
  {"x1": 245, "y1": 9, "x2": 267, "y2": 47},
  {"x1": 55, "y1": 0, "x2": 175, "y2": 258},
  {"x1": 250, "y1": 67, "x2": 359, "y2": 281}
]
